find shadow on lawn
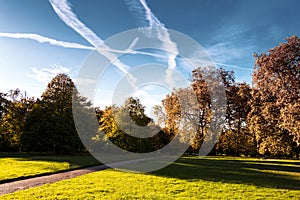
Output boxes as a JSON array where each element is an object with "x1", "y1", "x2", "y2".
[
  {"x1": 150, "y1": 157, "x2": 300, "y2": 190},
  {"x1": 0, "y1": 152, "x2": 101, "y2": 168},
  {"x1": 0, "y1": 153, "x2": 101, "y2": 184}
]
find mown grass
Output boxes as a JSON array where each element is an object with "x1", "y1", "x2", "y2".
[
  {"x1": 2, "y1": 156, "x2": 299, "y2": 199},
  {"x1": 0, "y1": 153, "x2": 100, "y2": 183}
]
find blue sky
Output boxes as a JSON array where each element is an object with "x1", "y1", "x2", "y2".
[{"x1": 0, "y1": 0, "x2": 299, "y2": 112}]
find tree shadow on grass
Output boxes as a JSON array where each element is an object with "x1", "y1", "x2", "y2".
[
  {"x1": 0, "y1": 153, "x2": 101, "y2": 184},
  {"x1": 150, "y1": 157, "x2": 300, "y2": 190},
  {"x1": 0, "y1": 152, "x2": 101, "y2": 168}
]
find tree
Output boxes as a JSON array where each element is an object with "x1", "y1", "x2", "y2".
[
  {"x1": 0, "y1": 92, "x2": 11, "y2": 151},
  {"x1": 8, "y1": 89, "x2": 21, "y2": 102},
  {"x1": 159, "y1": 66, "x2": 257, "y2": 156},
  {"x1": 161, "y1": 90, "x2": 182, "y2": 140},
  {"x1": 0, "y1": 93, "x2": 9, "y2": 120},
  {"x1": 121, "y1": 97, "x2": 152, "y2": 127},
  {"x1": 249, "y1": 36, "x2": 300, "y2": 157},
  {"x1": 0, "y1": 95, "x2": 35, "y2": 151},
  {"x1": 98, "y1": 97, "x2": 161, "y2": 153},
  {"x1": 217, "y1": 83, "x2": 256, "y2": 156},
  {"x1": 21, "y1": 74, "x2": 88, "y2": 154},
  {"x1": 160, "y1": 66, "x2": 231, "y2": 153}
]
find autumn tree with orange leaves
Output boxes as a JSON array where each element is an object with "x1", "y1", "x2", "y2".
[{"x1": 249, "y1": 36, "x2": 300, "y2": 157}]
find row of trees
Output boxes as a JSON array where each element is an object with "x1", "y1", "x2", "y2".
[
  {"x1": 156, "y1": 67, "x2": 256, "y2": 156},
  {"x1": 0, "y1": 77, "x2": 168, "y2": 154},
  {"x1": 0, "y1": 74, "x2": 88, "y2": 153},
  {"x1": 0, "y1": 36, "x2": 299, "y2": 157},
  {"x1": 154, "y1": 36, "x2": 300, "y2": 157},
  {"x1": 97, "y1": 97, "x2": 170, "y2": 153}
]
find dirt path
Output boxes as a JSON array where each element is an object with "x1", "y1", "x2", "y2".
[{"x1": 0, "y1": 158, "x2": 151, "y2": 196}]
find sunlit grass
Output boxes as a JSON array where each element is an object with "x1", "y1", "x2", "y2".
[
  {"x1": 2, "y1": 156, "x2": 299, "y2": 199},
  {"x1": 0, "y1": 154, "x2": 100, "y2": 182}
]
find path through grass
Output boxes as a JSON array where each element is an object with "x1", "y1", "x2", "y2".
[
  {"x1": 2, "y1": 156, "x2": 299, "y2": 199},
  {"x1": 0, "y1": 153, "x2": 100, "y2": 183}
]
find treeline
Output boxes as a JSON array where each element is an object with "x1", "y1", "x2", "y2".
[
  {"x1": 0, "y1": 74, "x2": 89, "y2": 154},
  {"x1": 155, "y1": 36, "x2": 300, "y2": 158},
  {"x1": 0, "y1": 36, "x2": 299, "y2": 158}
]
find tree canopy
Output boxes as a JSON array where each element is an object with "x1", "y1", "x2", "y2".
[
  {"x1": 0, "y1": 36, "x2": 299, "y2": 158},
  {"x1": 21, "y1": 74, "x2": 87, "y2": 154}
]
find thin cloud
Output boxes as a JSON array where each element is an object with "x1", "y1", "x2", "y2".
[
  {"x1": 184, "y1": 56, "x2": 253, "y2": 72},
  {"x1": 207, "y1": 24, "x2": 255, "y2": 65},
  {"x1": 133, "y1": 88, "x2": 164, "y2": 116},
  {"x1": 76, "y1": 78, "x2": 97, "y2": 87},
  {"x1": 0, "y1": 32, "x2": 95, "y2": 50},
  {"x1": 213, "y1": 62, "x2": 252, "y2": 71},
  {"x1": 29, "y1": 64, "x2": 70, "y2": 83},
  {"x1": 206, "y1": 41, "x2": 244, "y2": 64}
]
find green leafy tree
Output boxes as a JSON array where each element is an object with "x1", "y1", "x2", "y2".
[
  {"x1": 0, "y1": 93, "x2": 35, "y2": 151},
  {"x1": 0, "y1": 93, "x2": 9, "y2": 120},
  {"x1": 21, "y1": 74, "x2": 88, "y2": 154},
  {"x1": 98, "y1": 97, "x2": 161, "y2": 153}
]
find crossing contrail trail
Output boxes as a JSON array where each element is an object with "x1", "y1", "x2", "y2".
[
  {"x1": 0, "y1": 32, "x2": 95, "y2": 50},
  {"x1": 125, "y1": 0, "x2": 251, "y2": 74},
  {"x1": 49, "y1": 0, "x2": 137, "y2": 86},
  {"x1": 187, "y1": 57, "x2": 253, "y2": 72},
  {"x1": 125, "y1": 0, "x2": 179, "y2": 87},
  {"x1": 0, "y1": 32, "x2": 168, "y2": 59}
]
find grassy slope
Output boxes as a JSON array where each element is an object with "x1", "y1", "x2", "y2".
[
  {"x1": 2, "y1": 156, "x2": 300, "y2": 199},
  {"x1": 0, "y1": 154, "x2": 100, "y2": 182}
]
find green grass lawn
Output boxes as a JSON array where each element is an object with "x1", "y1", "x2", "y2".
[
  {"x1": 0, "y1": 153, "x2": 100, "y2": 183},
  {"x1": 1, "y1": 156, "x2": 299, "y2": 199}
]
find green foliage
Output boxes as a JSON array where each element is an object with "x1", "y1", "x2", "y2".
[
  {"x1": 1, "y1": 36, "x2": 299, "y2": 159},
  {"x1": 20, "y1": 74, "x2": 88, "y2": 154},
  {"x1": 0, "y1": 93, "x2": 9, "y2": 120},
  {"x1": 0, "y1": 93, "x2": 35, "y2": 151},
  {"x1": 98, "y1": 97, "x2": 166, "y2": 153}
]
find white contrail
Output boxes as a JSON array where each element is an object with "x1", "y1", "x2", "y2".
[
  {"x1": 49, "y1": 0, "x2": 103, "y2": 48},
  {"x1": 0, "y1": 32, "x2": 94, "y2": 50},
  {"x1": 49, "y1": 0, "x2": 135, "y2": 81},
  {"x1": 127, "y1": 37, "x2": 139, "y2": 50},
  {"x1": 138, "y1": 0, "x2": 161, "y2": 28},
  {"x1": 51, "y1": 0, "x2": 180, "y2": 87},
  {"x1": 0, "y1": 32, "x2": 166, "y2": 59},
  {"x1": 125, "y1": 0, "x2": 179, "y2": 86},
  {"x1": 186, "y1": 57, "x2": 253, "y2": 72},
  {"x1": 126, "y1": 0, "x2": 252, "y2": 76},
  {"x1": 214, "y1": 62, "x2": 252, "y2": 71},
  {"x1": 29, "y1": 64, "x2": 71, "y2": 83}
]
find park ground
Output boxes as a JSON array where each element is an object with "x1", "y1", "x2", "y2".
[{"x1": 0, "y1": 154, "x2": 299, "y2": 199}]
